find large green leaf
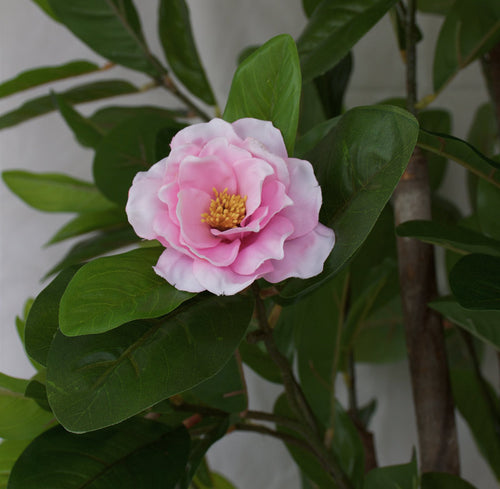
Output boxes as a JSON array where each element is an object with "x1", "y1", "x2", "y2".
[
  {"x1": 421, "y1": 473, "x2": 478, "y2": 489},
  {"x1": 397, "y1": 220, "x2": 500, "y2": 256},
  {"x1": 59, "y1": 248, "x2": 194, "y2": 336},
  {"x1": 31, "y1": 0, "x2": 59, "y2": 20},
  {"x1": 2, "y1": 171, "x2": 114, "y2": 213},
  {"x1": 47, "y1": 294, "x2": 253, "y2": 432},
  {"x1": 297, "y1": 0, "x2": 398, "y2": 82},
  {"x1": 8, "y1": 421, "x2": 190, "y2": 489},
  {"x1": 158, "y1": 0, "x2": 215, "y2": 105},
  {"x1": 25, "y1": 266, "x2": 81, "y2": 367},
  {"x1": 0, "y1": 80, "x2": 138, "y2": 130},
  {"x1": 0, "y1": 373, "x2": 54, "y2": 440},
  {"x1": 477, "y1": 178, "x2": 500, "y2": 241},
  {"x1": 468, "y1": 103, "x2": 498, "y2": 158},
  {"x1": 47, "y1": 0, "x2": 165, "y2": 77},
  {"x1": 433, "y1": 0, "x2": 500, "y2": 93},
  {"x1": 93, "y1": 113, "x2": 183, "y2": 205},
  {"x1": 281, "y1": 105, "x2": 418, "y2": 299},
  {"x1": 364, "y1": 457, "x2": 418, "y2": 489},
  {"x1": 449, "y1": 254, "x2": 500, "y2": 310},
  {"x1": 417, "y1": 128, "x2": 500, "y2": 189},
  {"x1": 0, "y1": 440, "x2": 30, "y2": 489},
  {"x1": 430, "y1": 296, "x2": 500, "y2": 350},
  {"x1": 0, "y1": 60, "x2": 98, "y2": 99},
  {"x1": 223, "y1": 34, "x2": 301, "y2": 155},
  {"x1": 417, "y1": 0, "x2": 454, "y2": 15}
]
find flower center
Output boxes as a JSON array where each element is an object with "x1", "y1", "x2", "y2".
[{"x1": 201, "y1": 187, "x2": 247, "y2": 231}]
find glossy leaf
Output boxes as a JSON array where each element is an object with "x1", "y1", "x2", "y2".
[
  {"x1": 25, "y1": 266, "x2": 81, "y2": 366},
  {"x1": 0, "y1": 60, "x2": 98, "y2": 99},
  {"x1": 158, "y1": 0, "x2": 215, "y2": 105},
  {"x1": 297, "y1": 0, "x2": 398, "y2": 82},
  {"x1": 8, "y1": 421, "x2": 190, "y2": 489},
  {"x1": 60, "y1": 248, "x2": 194, "y2": 336},
  {"x1": 281, "y1": 105, "x2": 418, "y2": 299},
  {"x1": 433, "y1": 0, "x2": 500, "y2": 93},
  {"x1": 223, "y1": 34, "x2": 301, "y2": 155},
  {"x1": 46, "y1": 208, "x2": 126, "y2": 245},
  {"x1": 47, "y1": 0, "x2": 164, "y2": 77},
  {"x1": 2, "y1": 171, "x2": 114, "y2": 213},
  {"x1": 421, "y1": 473, "x2": 478, "y2": 489},
  {"x1": 364, "y1": 456, "x2": 418, "y2": 489},
  {"x1": 0, "y1": 80, "x2": 138, "y2": 130},
  {"x1": 47, "y1": 294, "x2": 253, "y2": 432},
  {"x1": 450, "y1": 254, "x2": 500, "y2": 310},
  {"x1": 93, "y1": 113, "x2": 183, "y2": 205},
  {"x1": 430, "y1": 296, "x2": 500, "y2": 350},
  {"x1": 397, "y1": 220, "x2": 500, "y2": 257},
  {"x1": 0, "y1": 440, "x2": 30, "y2": 489},
  {"x1": 52, "y1": 92, "x2": 103, "y2": 149},
  {"x1": 417, "y1": 128, "x2": 500, "y2": 189}
]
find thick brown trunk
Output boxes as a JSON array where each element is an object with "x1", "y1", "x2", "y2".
[{"x1": 393, "y1": 147, "x2": 460, "y2": 474}]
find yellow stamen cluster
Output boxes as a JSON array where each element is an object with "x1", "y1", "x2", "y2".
[{"x1": 201, "y1": 187, "x2": 247, "y2": 231}]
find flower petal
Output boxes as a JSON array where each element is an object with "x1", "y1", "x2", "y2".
[
  {"x1": 263, "y1": 223, "x2": 335, "y2": 283},
  {"x1": 154, "y1": 248, "x2": 204, "y2": 293},
  {"x1": 232, "y1": 118, "x2": 288, "y2": 158},
  {"x1": 171, "y1": 118, "x2": 240, "y2": 149}
]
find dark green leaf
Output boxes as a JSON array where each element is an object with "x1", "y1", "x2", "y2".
[
  {"x1": 60, "y1": 248, "x2": 194, "y2": 336},
  {"x1": 297, "y1": 0, "x2": 398, "y2": 82},
  {"x1": 433, "y1": 0, "x2": 500, "y2": 93},
  {"x1": 93, "y1": 113, "x2": 183, "y2": 205},
  {"x1": 52, "y1": 92, "x2": 103, "y2": 148},
  {"x1": 31, "y1": 0, "x2": 59, "y2": 20},
  {"x1": 418, "y1": 0, "x2": 454, "y2": 15},
  {"x1": 239, "y1": 340, "x2": 282, "y2": 384},
  {"x1": 44, "y1": 227, "x2": 140, "y2": 278},
  {"x1": 430, "y1": 296, "x2": 500, "y2": 350},
  {"x1": 450, "y1": 254, "x2": 500, "y2": 310},
  {"x1": 417, "y1": 128, "x2": 500, "y2": 189},
  {"x1": 0, "y1": 440, "x2": 30, "y2": 489},
  {"x1": 46, "y1": 208, "x2": 126, "y2": 245},
  {"x1": 468, "y1": 103, "x2": 498, "y2": 158},
  {"x1": 302, "y1": 0, "x2": 322, "y2": 17},
  {"x1": 25, "y1": 380, "x2": 51, "y2": 413},
  {"x1": 223, "y1": 34, "x2": 301, "y2": 155},
  {"x1": 295, "y1": 116, "x2": 340, "y2": 158},
  {"x1": 25, "y1": 266, "x2": 81, "y2": 366},
  {"x1": 477, "y1": 178, "x2": 500, "y2": 240},
  {"x1": 47, "y1": 0, "x2": 164, "y2": 77},
  {"x1": 364, "y1": 456, "x2": 418, "y2": 489},
  {"x1": 281, "y1": 105, "x2": 418, "y2": 299},
  {"x1": 194, "y1": 472, "x2": 238, "y2": 489},
  {"x1": 0, "y1": 80, "x2": 138, "y2": 130},
  {"x1": 421, "y1": 472, "x2": 478, "y2": 489},
  {"x1": 8, "y1": 421, "x2": 190, "y2": 489},
  {"x1": 47, "y1": 294, "x2": 253, "y2": 432},
  {"x1": 396, "y1": 220, "x2": 500, "y2": 256},
  {"x1": 158, "y1": 0, "x2": 215, "y2": 105},
  {"x1": 298, "y1": 82, "x2": 327, "y2": 138},
  {"x1": 2, "y1": 170, "x2": 114, "y2": 213},
  {"x1": 0, "y1": 60, "x2": 98, "y2": 99}
]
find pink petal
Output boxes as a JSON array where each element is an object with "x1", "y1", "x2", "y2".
[
  {"x1": 256, "y1": 179, "x2": 293, "y2": 229},
  {"x1": 171, "y1": 119, "x2": 240, "y2": 149},
  {"x1": 279, "y1": 158, "x2": 322, "y2": 238},
  {"x1": 231, "y1": 216, "x2": 294, "y2": 275},
  {"x1": 232, "y1": 118, "x2": 288, "y2": 158},
  {"x1": 191, "y1": 238, "x2": 241, "y2": 267},
  {"x1": 154, "y1": 248, "x2": 204, "y2": 293},
  {"x1": 158, "y1": 182, "x2": 180, "y2": 226},
  {"x1": 263, "y1": 223, "x2": 335, "y2": 283},
  {"x1": 199, "y1": 137, "x2": 251, "y2": 163}
]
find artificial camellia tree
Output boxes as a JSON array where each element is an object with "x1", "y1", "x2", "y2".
[{"x1": 1, "y1": 1, "x2": 500, "y2": 488}]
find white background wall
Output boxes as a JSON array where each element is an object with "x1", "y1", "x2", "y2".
[{"x1": 0, "y1": 1, "x2": 497, "y2": 488}]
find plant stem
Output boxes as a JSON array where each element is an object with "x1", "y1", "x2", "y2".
[
  {"x1": 242, "y1": 410, "x2": 311, "y2": 438},
  {"x1": 392, "y1": 0, "x2": 460, "y2": 474}
]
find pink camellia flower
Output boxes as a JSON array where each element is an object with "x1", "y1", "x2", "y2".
[{"x1": 126, "y1": 118, "x2": 335, "y2": 295}]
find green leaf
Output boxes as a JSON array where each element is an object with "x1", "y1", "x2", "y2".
[
  {"x1": 8, "y1": 421, "x2": 190, "y2": 489},
  {"x1": 195, "y1": 472, "x2": 238, "y2": 489},
  {"x1": 0, "y1": 80, "x2": 138, "y2": 130},
  {"x1": 302, "y1": 0, "x2": 322, "y2": 18},
  {"x1": 47, "y1": 294, "x2": 253, "y2": 432},
  {"x1": 93, "y1": 113, "x2": 183, "y2": 205},
  {"x1": 0, "y1": 373, "x2": 54, "y2": 440},
  {"x1": 297, "y1": 0, "x2": 398, "y2": 82},
  {"x1": 52, "y1": 92, "x2": 103, "y2": 148},
  {"x1": 31, "y1": 0, "x2": 59, "y2": 20},
  {"x1": 223, "y1": 34, "x2": 301, "y2": 155},
  {"x1": 364, "y1": 456, "x2": 418, "y2": 489},
  {"x1": 0, "y1": 60, "x2": 98, "y2": 99},
  {"x1": 158, "y1": 0, "x2": 215, "y2": 105},
  {"x1": 25, "y1": 266, "x2": 81, "y2": 366},
  {"x1": 468, "y1": 103, "x2": 498, "y2": 158},
  {"x1": 417, "y1": 128, "x2": 500, "y2": 189},
  {"x1": 25, "y1": 380, "x2": 51, "y2": 413},
  {"x1": 477, "y1": 177, "x2": 500, "y2": 240},
  {"x1": 295, "y1": 116, "x2": 340, "y2": 158},
  {"x1": 396, "y1": 220, "x2": 500, "y2": 256},
  {"x1": 450, "y1": 254, "x2": 500, "y2": 310},
  {"x1": 433, "y1": 0, "x2": 500, "y2": 93},
  {"x1": 44, "y1": 227, "x2": 140, "y2": 278},
  {"x1": 60, "y1": 248, "x2": 194, "y2": 336},
  {"x1": 46, "y1": 208, "x2": 127, "y2": 245},
  {"x1": 47, "y1": 0, "x2": 165, "y2": 77},
  {"x1": 0, "y1": 440, "x2": 30, "y2": 489},
  {"x1": 281, "y1": 105, "x2": 418, "y2": 299},
  {"x1": 417, "y1": 0, "x2": 454, "y2": 15},
  {"x1": 421, "y1": 472, "x2": 479, "y2": 489},
  {"x1": 2, "y1": 171, "x2": 114, "y2": 213},
  {"x1": 430, "y1": 296, "x2": 500, "y2": 350},
  {"x1": 238, "y1": 340, "x2": 282, "y2": 384}
]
